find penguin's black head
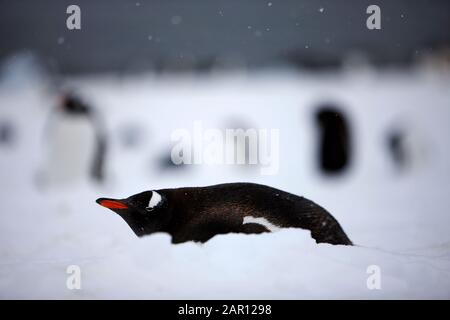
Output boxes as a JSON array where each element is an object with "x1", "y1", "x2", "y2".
[
  {"x1": 60, "y1": 93, "x2": 91, "y2": 115},
  {"x1": 316, "y1": 106, "x2": 346, "y2": 128},
  {"x1": 96, "y1": 190, "x2": 170, "y2": 237}
]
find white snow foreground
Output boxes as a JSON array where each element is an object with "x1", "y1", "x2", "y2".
[{"x1": 0, "y1": 184, "x2": 449, "y2": 299}]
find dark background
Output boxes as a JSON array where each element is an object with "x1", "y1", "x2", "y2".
[{"x1": 1, "y1": 0, "x2": 450, "y2": 74}]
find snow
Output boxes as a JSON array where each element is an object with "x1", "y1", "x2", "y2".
[{"x1": 0, "y1": 65, "x2": 450, "y2": 299}]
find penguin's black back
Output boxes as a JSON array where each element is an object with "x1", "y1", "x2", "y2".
[{"x1": 160, "y1": 183, "x2": 352, "y2": 245}]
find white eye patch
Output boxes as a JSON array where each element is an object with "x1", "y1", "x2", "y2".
[{"x1": 146, "y1": 191, "x2": 162, "y2": 211}]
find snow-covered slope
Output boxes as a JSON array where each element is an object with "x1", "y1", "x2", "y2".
[{"x1": 0, "y1": 69, "x2": 449, "y2": 299}]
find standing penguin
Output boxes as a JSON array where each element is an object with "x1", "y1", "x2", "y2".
[
  {"x1": 386, "y1": 124, "x2": 428, "y2": 172},
  {"x1": 0, "y1": 119, "x2": 16, "y2": 148},
  {"x1": 96, "y1": 182, "x2": 352, "y2": 245},
  {"x1": 315, "y1": 105, "x2": 351, "y2": 174},
  {"x1": 41, "y1": 92, "x2": 107, "y2": 187}
]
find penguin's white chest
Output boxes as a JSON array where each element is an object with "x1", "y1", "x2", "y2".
[{"x1": 45, "y1": 115, "x2": 96, "y2": 186}]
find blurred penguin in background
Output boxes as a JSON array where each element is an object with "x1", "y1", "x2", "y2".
[
  {"x1": 388, "y1": 130, "x2": 407, "y2": 170},
  {"x1": 40, "y1": 92, "x2": 107, "y2": 188},
  {"x1": 0, "y1": 120, "x2": 16, "y2": 148},
  {"x1": 315, "y1": 104, "x2": 351, "y2": 175},
  {"x1": 386, "y1": 124, "x2": 428, "y2": 172}
]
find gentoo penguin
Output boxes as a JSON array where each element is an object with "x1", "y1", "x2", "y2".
[
  {"x1": 387, "y1": 124, "x2": 427, "y2": 172},
  {"x1": 41, "y1": 92, "x2": 107, "y2": 186},
  {"x1": 0, "y1": 120, "x2": 15, "y2": 147},
  {"x1": 315, "y1": 106, "x2": 351, "y2": 174},
  {"x1": 96, "y1": 182, "x2": 352, "y2": 245}
]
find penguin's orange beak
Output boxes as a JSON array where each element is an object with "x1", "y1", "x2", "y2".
[{"x1": 96, "y1": 198, "x2": 128, "y2": 210}]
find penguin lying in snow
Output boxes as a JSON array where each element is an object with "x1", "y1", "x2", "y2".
[{"x1": 96, "y1": 183, "x2": 352, "y2": 245}]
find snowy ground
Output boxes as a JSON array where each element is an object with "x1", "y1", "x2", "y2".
[{"x1": 0, "y1": 66, "x2": 449, "y2": 299}]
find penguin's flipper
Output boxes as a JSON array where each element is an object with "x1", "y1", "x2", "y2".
[
  {"x1": 240, "y1": 223, "x2": 271, "y2": 234},
  {"x1": 91, "y1": 134, "x2": 107, "y2": 182}
]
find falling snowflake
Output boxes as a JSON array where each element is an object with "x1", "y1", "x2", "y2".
[
  {"x1": 171, "y1": 16, "x2": 182, "y2": 25},
  {"x1": 319, "y1": 8, "x2": 324, "y2": 13},
  {"x1": 268, "y1": 2, "x2": 273, "y2": 7},
  {"x1": 57, "y1": 37, "x2": 65, "y2": 45}
]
